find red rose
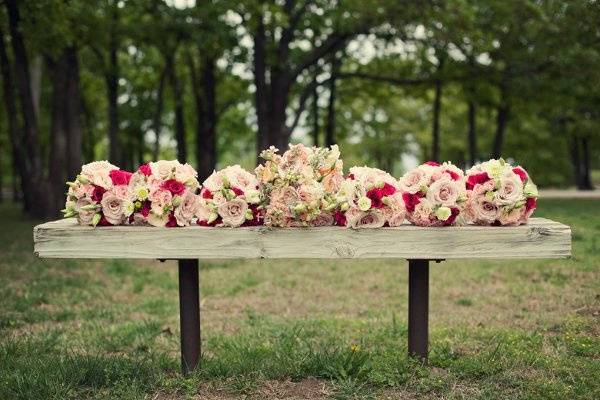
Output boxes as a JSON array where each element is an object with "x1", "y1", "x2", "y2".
[
  {"x1": 138, "y1": 163, "x2": 152, "y2": 176},
  {"x1": 366, "y1": 188, "x2": 384, "y2": 208},
  {"x1": 381, "y1": 182, "x2": 397, "y2": 196},
  {"x1": 334, "y1": 211, "x2": 347, "y2": 226},
  {"x1": 425, "y1": 161, "x2": 440, "y2": 166},
  {"x1": 442, "y1": 207, "x2": 460, "y2": 226},
  {"x1": 231, "y1": 187, "x2": 244, "y2": 196},
  {"x1": 243, "y1": 205, "x2": 263, "y2": 226},
  {"x1": 161, "y1": 179, "x2": 186, "y2": 195},
  {"x1": 444, "y1": 169, "x2": 460, "y2": 181},
  {"x1": 402, "y1": 192, "x2": 422, "y2": 213},
  {"x1": 466, "y1": 172, "x2": 491, "y2": 190},
  {"x1": 512, "y1": 167, "x2": 528, "y2": 182},
  {"x1": 139, "y1": 200, "x2": 151, "y2": 217},
  {"x1": 347, "y1": 173, "x2": 355, "y2": 180},
  {"x1": 166, "y1": 212, "x2": 178, "y2": 227},
  {"x1": 98, "y1": 215, "x2": 112, "y2": 226},
  {"x1": 91, "y1": 185, "x2": 106, "y2": 202},
  {"x1": 109, "y1": 169, "x2": 133, "y2": 186},
  {"x1": 201, "y1": 189, "x2": 213, "y2": 199},
  {"x1": 525, "y1": 197, "x2": 537, "y2": 212}
]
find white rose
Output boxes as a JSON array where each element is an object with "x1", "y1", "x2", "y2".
[{"x1": 150, "y1": 160, "x2": 180, "y2": 180}]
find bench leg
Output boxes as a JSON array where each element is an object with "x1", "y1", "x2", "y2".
[
  {"x1": 408, "y1": 259, "x2": 429, "y2": 360},
  {"x1": 178, "y1": 259, "x2": 200, "y2": 374}
]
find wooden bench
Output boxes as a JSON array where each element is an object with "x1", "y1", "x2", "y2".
[{"x1": 33, "y1": 217, "x2": 571, "y2": 374}]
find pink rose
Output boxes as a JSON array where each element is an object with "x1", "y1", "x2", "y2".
[
  {"x1": 138, "y1": 163, "x2": 152, "y2": 176},
  {"x1": 426, "y1": 177, "x2": 461, "y2": 207},
  {"x1": 75, "y1": 197, "x2": 96, "y2": 225},
  {"x1": 100, "y1": 191, "x2": 125, "y2": 225},
  {"x1": 161, "y1": 179, "x2": 186, "y2": 196},
  {"x1": 149, "y1": 188, "x2": 172, "y2": 215},
  {"x1": 387, "y1": 211, "x2": 406, "y2": 227},
  {"x1": 494, "y1": 172, "x2": 523, "y2": 206},
  {"x1": 354, "y1": 209, "x2": 385, "y2": 229},
  {"x1": 466, "y1": 193, "x2": 500, "y2": 224},
  {"x1": 310, "y1": 212, "x2": 334, "y2": 227},
  {"x1": 174, "y1": 191, "x2": 200, "y2": 226},
  {"x1": 409, "y1": 198, "x2": 435, "y2": 226},
  {"x1": 109, "y1": 169, "x2": 133, "y2": 186},
  {"x1": 323, "y1": 171, "x2": 343, "y2": 193},
  {"x1": 218, "y1": 198, "x2": 248, "y2": 227},
  {"x1": 400, "y1": 168, "x2": 427, "y2": 194},
  {"x1": 498, "y1": 207, "x2": 524, "y2": 226}
]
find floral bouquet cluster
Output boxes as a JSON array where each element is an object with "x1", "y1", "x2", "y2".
[
  {"x1": 197, "y1": 165, "x2": 262, "y2": 227},
  {"x1": 63, "y1": 161, "x2": 134, "y2": 226},
  {"x1": 255, "y1": 144, "x2": 343, "y2": 227},
  {"x1": 128, "y1": 160, "x2": 201, "y2": 227},
  {"x1": 63, "y1": 147, "x2": 539, "y2": 228},
  {"x1": 334, "y1": 166, "x2": 406, "y2": 228},
  {"x1": 465, "y1": 159, "x2": 538, "y2": 226},
  {"x1": 399, "y1": 161, "x2": 467, "y2": 227}
]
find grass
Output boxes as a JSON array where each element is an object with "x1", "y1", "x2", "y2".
[{"x1": 0, "y1": 199, "x2": 599, "y2": 399}]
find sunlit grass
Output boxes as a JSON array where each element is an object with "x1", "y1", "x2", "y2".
[{"x1": 0, "y1": 199, "x2": 598, "y2": 399}]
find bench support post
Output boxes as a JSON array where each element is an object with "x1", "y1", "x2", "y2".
[
  {"x1": 408, "y1": 259, "x2": 429, "y2": 360},
  {"x1": 178, "y1": 259, "x2": 200, "y2": 374}
]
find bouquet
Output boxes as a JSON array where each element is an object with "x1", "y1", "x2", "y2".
[
  {"x1": 196, "y1": 165, "x2": 262, "y2": 227},
  {"x1": 63, "y1": 161, "x2": 134, "y2": 226},
  {"x1": 254, "y1": 143, "x2": 343, "y2": 227},
  {"x1": 128, "y1": 160, "x2": 201, "y2": 227},
  {"x1": 465, "y1": 159, "x2": 538, "y2": 226},
  {"x1": 334, "y1": 166, "x2": 405, "y2": 228},
  {"x1": 399, "y1": 161, "x2": 467, "y2": 226}
]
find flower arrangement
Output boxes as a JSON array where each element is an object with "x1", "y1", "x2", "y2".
[
  {"x1": 197, "y1": 165, "x2": 262, "y2": 227},
  {"x1": 62, "y1": 148, "x2": 540, "y2": 229},
  {"x1": 334, "y1": 166, "x2": 405, "y2": 228},
  {"x1": 62, "y1": 161, "x2": 134, "y2": 226},
  {"x1": 399, "y1": 161, "x2": 467, "y2": 227},
  {"x1": 128, "y1": 160, "x2": 201, "y2": 227},
  {"x1": 464, "y1": 159, "x2": 538, "y2": 226},
  {"x1": 254, "y1": 144, "x2": 343, "y2": 227}
]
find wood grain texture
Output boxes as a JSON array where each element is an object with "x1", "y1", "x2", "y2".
[{"x1": 33, "y1": 218, "x2": 571, "y2": 260}]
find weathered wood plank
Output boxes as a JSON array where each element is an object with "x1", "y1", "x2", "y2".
[{"x1": 33, "y1": 218, "x2": 571, "y2": 260}]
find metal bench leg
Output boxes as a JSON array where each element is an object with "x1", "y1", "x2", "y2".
[
  {"x1": 178, "y1": 259, "x2": 200, "y2": 374},
  {"x1": 408, "y1": 259, "x2": 429, "y2": 360}
]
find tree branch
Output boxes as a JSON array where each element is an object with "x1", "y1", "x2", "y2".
[
  {"x1": 290, "y1": 33, "x2": 349, "y2": 79},
  {"x1": 289, "y1": 75, "x2": 330, "y2": 132},
  {"x1": 338, "y1": 71, "x2": 436, "y2": 86}
]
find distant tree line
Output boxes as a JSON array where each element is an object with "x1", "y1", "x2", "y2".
[{"x1": 0, "y1": 0, "x2": 598, "y2": 218}]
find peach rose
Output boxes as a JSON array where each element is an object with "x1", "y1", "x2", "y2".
[
  {"x1": 218, "y1": 198, "x2": 248, "y2": 227},
  {"x1": 323, "y1": 171, "x2": 343, "y2": 193}
]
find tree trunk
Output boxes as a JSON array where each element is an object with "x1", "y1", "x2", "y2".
[
  {"x1": 5, "y1": 0, "x2": 43, "y2": 214},
  {"x1": 152, "y1": 67, "x2": 166, "y2": 160},
  {"x1": 311, "y1": 74, "x2": 319, "y2": 147},
  {"x1": 65, "y1": 47, "x2": 83, "y2": 180},
  {"x1": 48, "y1": 52, "x2": 69, "y2": 218},
  {"x1": 30, "y1": 55, "x2": 42, "y2": 121},
  {"x1": 491, "y1": 83, "x2": 509, "y2": 159},
  {"x1": 166, "y1": 53, "x2": 187, "y2": 163},
  {"x1": 580, "y1": 137, "x2": 593, "y2": 190},
  {"x1": 198, "y1": 56, "x2": 216, "y2": 181},
  {"x1": 253, "y1": 17, "x2": 269, "y2": 159},
  {"x1": 467, "y1": 100, "x2": 477, "y2": 167},
  {"x1": 569, "y1": 135, "x2": 583, "y2": 189},
  {"x1": 107, "y1": 3, "x2": 120, "y2": 165},
  {"x1": 325, "y1": 55, "x2": 340, "y2": 147}
]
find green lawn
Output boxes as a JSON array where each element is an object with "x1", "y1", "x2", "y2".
[{"x1": 0, "y1": 200, "x2": 598, "y2": 399}]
